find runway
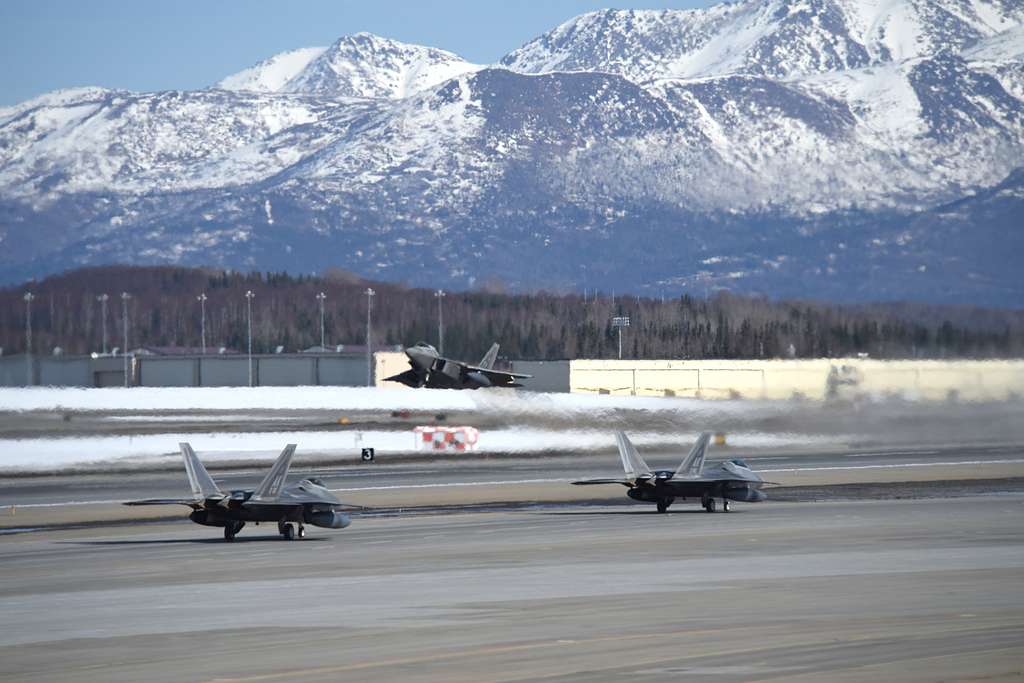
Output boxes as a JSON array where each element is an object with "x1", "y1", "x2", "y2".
[
  {"x1": 1, "y1": 495, "x2": 1022, "y2": 682},
  {"x1": 2, "y1": 442, "x2": 1023, "y2": 522}
]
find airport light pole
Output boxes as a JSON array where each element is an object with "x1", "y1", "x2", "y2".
[
  {"x1": 121, "y1": 292, "x2": 131, "y2": 387},
  {"x1": 434, "y1": 289, "x2": 446, "y2": 355},
  {"x1": 245, "y1": 290, "x2": 255, "y2": 387},
  {"x1": 197, "y1": 293, "x2": 207, "y2": 355},
  {"x1": 365, "y1": 288, "x2": 375, "y2": 387},
  {"x1": 316, "y1": 291, "x2": 327, "y2": 350},
  {"x1": 612, "y1": 316, "x2": 630, "y2": 360},
  {"x1": 23, "y1": 292, "x2": 34, "y2": 386},
  {"x1": 97, "y1": 293, "x2": 109, "y2": 354}
]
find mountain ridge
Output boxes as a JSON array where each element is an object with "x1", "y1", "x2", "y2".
[{"x1": 1, "y1": 0, "x2": 1022, "y2": 305}]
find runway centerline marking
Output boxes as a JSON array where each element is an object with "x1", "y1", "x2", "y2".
[{"x1": 329, "y1": 478, "x2": 573, "y2": 492}]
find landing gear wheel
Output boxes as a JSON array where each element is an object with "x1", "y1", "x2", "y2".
[
  {"x1": 723, "y1": 500, "x2": 731, "y2": 513},
  {"x1": 297, "y1": 525, "x2": 306, "y2": 539},
  {"x1": 705, "y1": 499, "x2": 717, "y2": 513},
  {"x1": 656, "y1": 500, "x2": 670, "y2": 514},
  {"x1": 282, "y1": 524, "x2": 295, "y2": 541},
  {"x1": 224, "y1": 525, "x2": 236, "y2": 541}
]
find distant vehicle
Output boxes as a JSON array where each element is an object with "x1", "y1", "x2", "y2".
[
  {"x1": 125, "y1": 443, "x2": 351, "y2": 541},
  {"x1": 572, "y1": 431, "x2": 768, "y2": 513},
  {"x1": 385, "y1": 341, "x2": 531, "y2": 389}
]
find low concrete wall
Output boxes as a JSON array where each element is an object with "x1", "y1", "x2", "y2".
[
  {"x1": 4, "y1": 351, "x2": 1022, "y2": 401},
  {"x1": 568, "y1": 358, "x2": 1024, "y2": 401},
  {"x1": 374, "y1": 352, "x2": 409, "y2": 389}
]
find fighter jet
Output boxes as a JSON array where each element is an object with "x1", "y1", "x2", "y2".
[
  {"x1": 125, "y1": 443, "x2": 352, "y2": 541},
  {"x1": 572, "y1": 431, "x2": 768, "y2": 513},
  {"x1": 385, "y1": 341, "x2": 531, "y2": 389}
]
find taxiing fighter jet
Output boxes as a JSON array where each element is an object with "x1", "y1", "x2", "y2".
[
  {"x1": 386, "y1": 341, "x2": 531, "y2": 389},
  {"x1": 573, "y1": 431, "x2": 768, "y2": 513},
  {"x1": 125, "y1": 443, "x2": 351, "y2": 541}
]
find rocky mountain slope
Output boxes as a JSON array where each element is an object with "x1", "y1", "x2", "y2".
[{"x1": 1, "y1": 0, "x2": 1022, "y2": 305}]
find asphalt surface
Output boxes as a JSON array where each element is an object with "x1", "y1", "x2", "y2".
[
  {"x1": 0, "y1": 495, "x2": 1021, "y2": 682},
  {"x1": 2, "y1": 442, "x2": 1022, "y2": 508}
]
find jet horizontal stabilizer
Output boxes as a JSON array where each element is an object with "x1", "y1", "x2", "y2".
[
  {"x1": 571, "y1": 478, "x2": 634, "y2": 486},
  {"x1": 124, "y1": 498, "x2": 201, "y2": 508}
]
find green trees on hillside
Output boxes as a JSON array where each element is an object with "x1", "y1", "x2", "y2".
[{"x1": 1, "y1": 266, "x2": 1021, "y2": 360}]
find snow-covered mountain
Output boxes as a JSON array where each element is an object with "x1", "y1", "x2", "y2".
[
  {"x1": 501, "y1": 0, "x2": 1023, "y2": 81},
  {"x1": 218, "y1": 33, "x2": 480, "y2": 99},
  {"x1": 1, "y1": 1, "x2": 1023, "y2": 305}
]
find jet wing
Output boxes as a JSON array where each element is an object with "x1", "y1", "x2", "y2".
[{"x1": 385, "y1": 368, "x2": 425, "y2": 387}]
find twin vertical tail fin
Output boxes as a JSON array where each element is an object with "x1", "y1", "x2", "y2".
[
  {"x1": 675, "y1": 432, "x2": 712, "y2": 478},
  {"x1": 616, "y1": 431, "x2": 653, "y2": 480},
  {"x1": 181, "y1": 443, "x2": 223, "y2": 499},
  {"x1": 478, "y1": 343, "x2": 500, "y2": 370},
  {"x1": 251, "y1": 444, "x2": 297, "y2": 501}
]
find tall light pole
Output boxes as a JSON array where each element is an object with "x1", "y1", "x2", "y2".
[
  {"x1": 120, "y1": 292, "x2": 131, "y2": 387},
  {"x1": 97, "y1": 293, "x2": 109, "y2": 354},
  {"x1": 612, "y1": 316, "x2": 630, "y2": 360},
  {"x1": 196, "y1": 293, "x2": 207, "y2": 355},
  {"x1": 245, "y1": 290, "x2": 255, "y2": 387},
  {"x1": 23, "y1": 292, "x2": 34, "y2": 386},
  {"x1": 365, "y1": 288, "x2": 375, "y2": 387},
  {"x1": 316, "y1": 291, "x2": 327, "y2": 350},
  {"x1": 434, "y1": 289, "x2": 446, "y2": 355}
]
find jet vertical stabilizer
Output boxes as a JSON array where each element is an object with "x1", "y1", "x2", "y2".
[
  {"x1": 615, "y1": 431, "x2": 653, "y2": 480},
  {"x1": 251, "y1": 444, "x2": 297, "y2": 501},
  {"x1": 478, "y1": 343, "x2": 500, "y2": 370},
  {"x1": 675, "y1": 432, "x2": 711, "y2": 478},
  {"x1": 180, "y1": 443, "x2": 222, "y2": 499}
]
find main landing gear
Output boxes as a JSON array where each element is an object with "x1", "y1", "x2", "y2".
[
  {"x1": 656, "y1": 498, "x2": 673, "y2": 513},
  {"x1": 278, "y1": 521, "x2": 305, "y2": 540},
  {"x1": 223, "y1": 521, "x2": 245, "y2": 541}
]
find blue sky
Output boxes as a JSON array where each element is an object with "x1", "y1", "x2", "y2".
[{"x1": 1, "y1": 0, "x2": 717, "y2": 106}]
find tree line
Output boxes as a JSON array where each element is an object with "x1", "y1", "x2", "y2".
[{"x1": 1, "y1": 265, "x2": 1022, "y2": 361}]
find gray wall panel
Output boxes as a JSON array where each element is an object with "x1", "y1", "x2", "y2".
[
  {"x1": 317, "y1": 357, "x2": 367, "y2": 386},
  {"x1": 139, "y1": 358, "x2": 197, "y2": 387},
  {"x1": 39, "y1": 358, "x2": 91, "y2": 387},
  {"x1": 511, "y1": 361, "x2": 570, "y2": 393},
  {"x1": 0, "y1": 357, "x2": 31, "y2": 386},
  {"x1": 260, "y1": 357, "x2": 316, "y2": 386},
  {"x1": 200, "y1": 357, "x2": 250, "y2": 387}
]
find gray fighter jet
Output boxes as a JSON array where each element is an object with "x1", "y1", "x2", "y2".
[
  {"x1": 385, "y1": 341, "x2": 531, "y2": 389},
  {"x1": 125, "y1": 443, "x2": 352, "y2": 540},
  {"x1": 573, "y1": 431, "x2": 768, "y2": 512}
]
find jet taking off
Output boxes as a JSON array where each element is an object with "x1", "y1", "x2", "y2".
[
  {"x1": 126, "y1": 443, "x2": 352, "y2": 541},
  {"x1": 386, "y1": 341, "x2": 531, "y2": 389},
  {"x1": 573, "y1": 431, "x2": 768, "y2": 513}
]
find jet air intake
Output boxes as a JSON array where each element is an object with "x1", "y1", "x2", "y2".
[
  {"x1": 305, "y1": 510, "x2": 352, "y2": 529},
  {"x1": 189, "y1": 509, "x2": 226, "y2": 527},
  {"x1": 723, "y1": 486, "x2": 767, "y2": 502}
]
